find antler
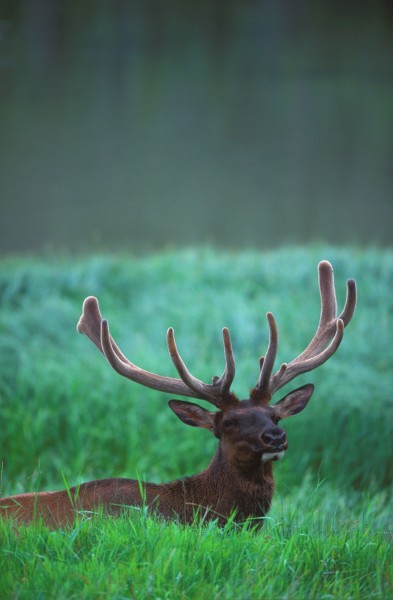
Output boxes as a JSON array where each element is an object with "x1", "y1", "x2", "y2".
[
  {"x1": 77, "y1": 296, "x2": 236, "y2": 407},
  {"x1": 253, "y1": 260, "x2": 357, "y2": 402}
]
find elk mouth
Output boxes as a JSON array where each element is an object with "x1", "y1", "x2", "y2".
[{"x1": 261, "y1": 450, "x2": 285, "y2": 463}]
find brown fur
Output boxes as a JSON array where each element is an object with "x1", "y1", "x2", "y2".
[{"x1": 0, "y1": 452, "x2": 275, "y2": 528}]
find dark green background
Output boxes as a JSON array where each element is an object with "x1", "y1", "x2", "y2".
[{"x1": 1, "y1": 0, "x2": 392, "y2": 254}]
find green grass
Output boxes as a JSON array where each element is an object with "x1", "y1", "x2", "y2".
[
  {"x1": 1, "y1": 486, "x2": 392, "y2": 599},
  {"x1": 0, "y1": 245, "x2": 392, "y2": 598}
]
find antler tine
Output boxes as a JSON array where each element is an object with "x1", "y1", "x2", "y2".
[
  {"x1": 77, "y1": 296, "x2": 130, "y2": 363},
  {"x1": 77, "y1": 296, "x2": 106, "y2": 353},
  {"x1": 78, "y1": 297, "x2": 202, "y2": 400},
  {"x1": 253, "y1": 261, "x2": 356, "y2": 401},
  {"x1": 255, "y1": 312, "x2": 278, "y2": 399},
  {"x1": 338, "y1": 278, "x2": 357, "y2": 326},
  {"x1": 217, "y1": 327, "x2": 236, "y2": 398},
  {"x1": 287, "y1": 261, "x2": 356, "y2": 363},
  {"x1": 269, "y1": 261, "x2": 356, "y2": 396},
  {"x1": 78, "y1": 296, "x2": 236, "y2": 406},
  {"x1": 166, "y1": 327, "x2": 236, "y2": 406},
  {"x1": 318, "y1": 260, "x2": 337, "y2": 325},
  {"x1": 269, "y1": 319, "x2": 345, "y2": 394},
  {"x1": 166, "y1": 327, "x2": 213, "y2": 401}
]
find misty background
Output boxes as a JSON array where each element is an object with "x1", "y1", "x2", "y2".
[{"x1": 0, "y1": 0, "x2": 392, "y2": 255}]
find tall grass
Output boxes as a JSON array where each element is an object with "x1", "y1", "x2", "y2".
[
  {"x1": 0, "y1": 246, "x2": 392, "y2": 598},
  {"x1": 1, "y1": 485, "x2": 392, "y2": 599}
]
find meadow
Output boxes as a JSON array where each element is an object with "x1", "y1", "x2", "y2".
[{"x1": 0, "y1": 246, "x2": 392, "y2": 599}]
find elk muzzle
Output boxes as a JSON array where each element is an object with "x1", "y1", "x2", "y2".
[
  {"x1": 260, "y1": 427, "x2": 288, "y2": 463},
  {"x1": 261, "y1": 428, "x2": 287, "y2": 451}
]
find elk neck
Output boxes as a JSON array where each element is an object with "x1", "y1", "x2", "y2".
[{"x1": 151, "y1": 440, "x2": 275, "y2": 524}]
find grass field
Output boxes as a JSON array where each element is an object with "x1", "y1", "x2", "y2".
[{"x1": 0, "y1": 246, "x2": 392, "y2": 598}]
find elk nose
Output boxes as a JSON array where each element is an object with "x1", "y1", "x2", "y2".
[{"x1": 261, "y1": 430, "x2": 287, "y2": 449}]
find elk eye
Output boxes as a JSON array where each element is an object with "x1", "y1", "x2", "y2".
[{"x1": 222, "y1": 419, "x2": 236, "y2": 428}]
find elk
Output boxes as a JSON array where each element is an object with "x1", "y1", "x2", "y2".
[{"x1": 0, "y1": 261, "x2": 356, "y2": 527}]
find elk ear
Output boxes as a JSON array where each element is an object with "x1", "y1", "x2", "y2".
[
  {"x1": 273, "y1": 383, "x2": 314, "y2": 419},
  {"x1": 168, "y1": 400, "x2": 216, "y2": 430}
]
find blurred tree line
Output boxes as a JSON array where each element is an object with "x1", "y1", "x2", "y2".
[{"x1": 0, "y1": 0, "x2": 392, "y2": 253}]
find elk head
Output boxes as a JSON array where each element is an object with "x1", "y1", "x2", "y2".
[{"x1": 77, "y1": 261, "x2": 356, "y2": 475}]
